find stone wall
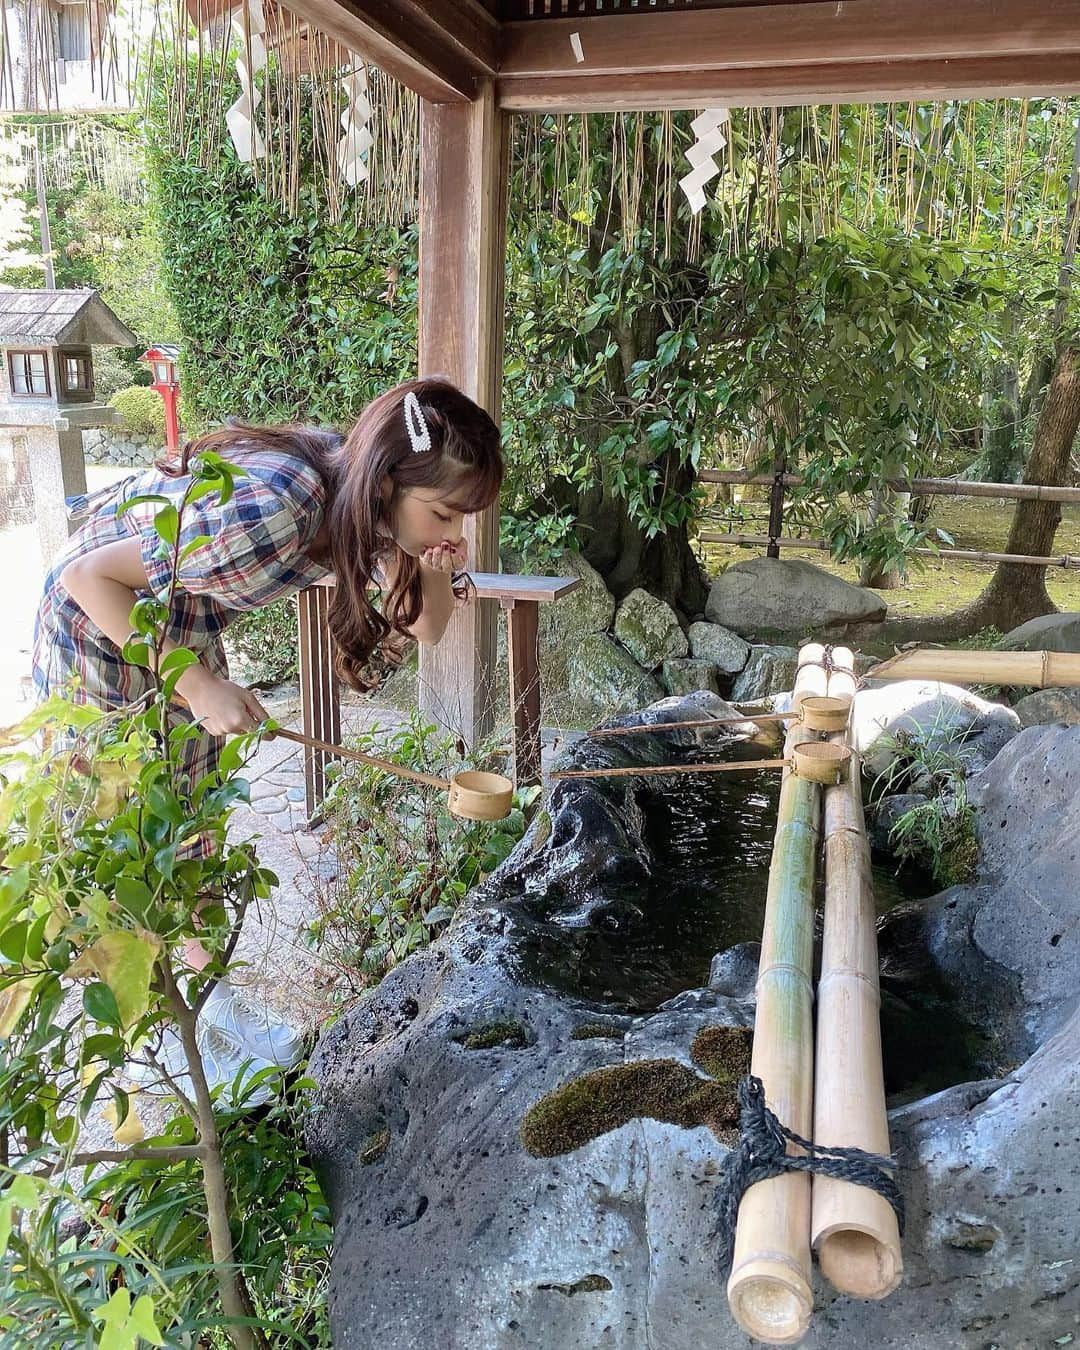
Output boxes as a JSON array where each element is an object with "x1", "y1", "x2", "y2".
[{"x1": 82, "y1": 427, "x2": 164, "y2": 468}]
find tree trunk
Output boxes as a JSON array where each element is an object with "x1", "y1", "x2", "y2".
[
  {"x1": 877, "y1": 343, "x2": 1080, "y2": 643},
  {"x1": 859, "y1": 486, "x2": 911, "y2": 590}
]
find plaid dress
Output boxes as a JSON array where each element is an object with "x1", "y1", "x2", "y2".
[{"x1": 33, "y1": 446, "x2": 333, "y2": 830}]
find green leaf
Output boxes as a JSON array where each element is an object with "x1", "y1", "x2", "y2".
[
  {"x1": 83, "y1": 981, "x2": 122, "y2": 1028},
  {"x1": 72, "y1": 932, "x2": 162, "y2": 1029},
  {"x1": 179, "y1": 533, "x2": 212, "y2": 561},
  {"x1": 154, "y1": 504, "x2": 179, "y2": 547},
  {"x1": 116, "y1": 493, "x2": 169, "y2": 518}
]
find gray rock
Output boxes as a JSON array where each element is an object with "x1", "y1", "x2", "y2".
[
  {"x1": 613, "y1": 588, "x2": 687, "y2": 669},
  {"x1": 729, "y1": 644, "x2": 799, "y2": 702},
  {"x1": 929, "y1": 724, "x2": 1080, "y2": 1042},
  {"x1": 707, "y1": 942, "x2": 760, "y2": 1000},
  {"x1": 851, "y1": 680, "x2": 1020, "y2": 782},
  {"x1": 660, "y1": 657, "x2": 718, "y2": 697},
  {"x1": 687, "y1": 621, "x2": 750, "y2": 674},
  {"x1": 567, "y1": 632, "x2": 663, "y2": 710},
  {"x1": 1012, "y1": 685, "x2": 1080, "y2": 727},
  {"x1": 868, "y1": 792, "x2": 930, "y2": 853},
  {"x1": 531, "y1": 550, "x2": 616, "y2": 647},
  {"x1": 307, "y1": 704, "x2": 1080, "y2": 1350},
  {"x1": 705, "y1": 557, "x2": 887, "y2": 638},
  {"x1": 998, "y1": 610, "x2": 1080, "y2": 652}
]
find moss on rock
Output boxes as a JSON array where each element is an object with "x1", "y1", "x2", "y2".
[
  {"x1": 520, "y1": 1058, "x2": 740, "y2": 1156},
  {"x1": 690, "y1": 1025, "x2": 753, "y2": 1084},
  {"x1": 458, "y1": 1021, "x2": 529, "y2": 1050}
]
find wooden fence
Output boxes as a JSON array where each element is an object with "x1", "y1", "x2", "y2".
[{"x1": 697, "y1": 470, "x2": 1080, "y2": 569}]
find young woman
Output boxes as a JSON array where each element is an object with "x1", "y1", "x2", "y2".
[{"x1": 33, "y1": 377, "x2": 503, "y2": 1102}]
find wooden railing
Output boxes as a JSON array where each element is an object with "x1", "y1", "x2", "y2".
[
  {"x1": 296, "y1": 572, "x2": 581, "y2": 814},
  {"x1": 697, "y1": 469, "x2": 1080, "y2": 567}
]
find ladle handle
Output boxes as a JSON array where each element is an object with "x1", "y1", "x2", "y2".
[
  {"x1": 550, "y1": 757, "x2": 789, "y2": 781},
  {"x1": 588, "y1": 711, "x2": 791, "y2": 738},
  {"x1": 271, "y1": 727, "x2": 451, "y2": 791}
]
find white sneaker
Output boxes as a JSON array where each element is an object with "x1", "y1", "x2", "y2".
[
  {"x1": 201, "y1": 982, "x2": 305, "y2": 1069},
  {"x1": 129, "y1": 1021, "x2": 280, "y2": 1110}
]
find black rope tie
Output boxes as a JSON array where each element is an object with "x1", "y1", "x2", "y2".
[{"x1": 715, "y1": 1075, "x2": 905, "y2": 1279}]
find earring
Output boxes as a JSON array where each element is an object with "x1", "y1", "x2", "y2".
[{"x1": 403, "y1": 391, "x2": 432, "y2": 454}]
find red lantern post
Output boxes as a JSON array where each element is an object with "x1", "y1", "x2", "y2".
[{"x1": 139, "y1": 345, "x2": 181, "y2": 452}]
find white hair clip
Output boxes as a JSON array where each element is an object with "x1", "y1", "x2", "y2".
[{"x1": 403, "y1": 391, "x2": 432, "y2": 454}]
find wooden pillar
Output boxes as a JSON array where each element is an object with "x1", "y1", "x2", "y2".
[
  {"x1": 417, "y1": 82, "x2": 508, "y2": 747},
  {"x1": 297, "y1": 583, "x2": 341, "y2": 817}
]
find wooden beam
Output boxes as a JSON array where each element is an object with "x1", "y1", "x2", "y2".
[
  {"x1": 417, "y1": 81, "x2": 509, "y2": 748},
  {"x1": 500, "y1": 1, "x2": 1080, "y2": 78},
  {"x1": 497, "y1": 0, "x2": 1080, "y2": 110},
  {"x1": 498, "y1": 53, "x2": 1080, "y2": 113},
  {"x1": 276, "y1": 0, "x2": 497, "y2": 101}
]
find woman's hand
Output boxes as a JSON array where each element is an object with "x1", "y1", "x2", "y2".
[
  {"x1": 178, "y1": 667, "x2": 269, "y2": 736},
  {"x1": 420, "y1": 539, "x2": 468, "y2": 573}
]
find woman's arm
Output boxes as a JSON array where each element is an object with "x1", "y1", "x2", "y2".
[{"x1": 59, "y1": 538, "x2": 268, "y2": 735}]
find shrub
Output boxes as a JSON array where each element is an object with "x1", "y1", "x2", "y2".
[
  {"x1": 0, "y1": 452, "x2": 331, "y2": 1346},
  {"x1": 108, "y1": 385, "x2": 167, "y2": 439},
  {"x1": 224, "y1": 598, "x2": 300, "y2": 687},
  {"x1": 310, "y1": 710, "x2": 538, "y2": 987},
  {"x1": 870, "y1": 714, "x2": 980, "y2": 887}
]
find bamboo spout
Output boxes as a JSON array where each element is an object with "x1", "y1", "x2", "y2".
[
  {"x1": 810, "y1": 724, "x2": 903, "y2": 1299},
  {"x1": 726, "y1": 645, "x2": 823, "y2": 1344}
]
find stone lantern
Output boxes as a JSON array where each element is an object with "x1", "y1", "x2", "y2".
[{"x1": 0, "y1": 289, "x2": 137, "y2": 563}]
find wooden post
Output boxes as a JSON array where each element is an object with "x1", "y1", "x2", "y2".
[
  {"x1": 297, "y1": 585, "x2": 341, "y2": 817},
  {"x1": 767, "y1": 455, "x2": 786, "y2": 559},
  {"x1": 502, "y1": 596, "x2": 542, "y2": 786},
  {"x1": 417, "y1": 81, "x2": 508, "y2": 748}
]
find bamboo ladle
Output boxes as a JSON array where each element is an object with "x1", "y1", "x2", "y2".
[
  {"x1": 171, "y1": 691, "x2": 514, "y2": 822},
  {"x1": 550, "y1": 740, "x2": 851, "y2": 786},
  {"x1": 270, "y1": 727, "x2": 514, "y2": 822},
  {"x1": 586, "y1": 695, "x2": 853, "y2": 739}
]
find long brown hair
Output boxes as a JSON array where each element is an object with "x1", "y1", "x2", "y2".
[{"x1": 160, "y1": 378, "x2": 503, "y2": 690}]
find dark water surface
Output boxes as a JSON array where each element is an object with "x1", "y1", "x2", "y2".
[{"x1": 543, "y1": 747, "x2": 993, "y2": 1105}]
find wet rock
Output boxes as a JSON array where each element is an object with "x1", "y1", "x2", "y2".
[
  {"x1": 868, "y1": 792, "x2": 930, "y2": 853},
  {"x1": 307, "y1": 706, "x2": 1080, "y2": 1350},
  {"x1": 567, "y1": 632, "x2": 662, "y2": 710},
  {"x1": 707, "y1": 942, "x2": 760, "y2": 1001},
  {"x1": 660, "y1": 658, "x2": 718, "y2": 697}
]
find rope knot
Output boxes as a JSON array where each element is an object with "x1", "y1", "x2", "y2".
[{"x1": 714, "y1": 1074, "x2": 905, "y2": 1279}]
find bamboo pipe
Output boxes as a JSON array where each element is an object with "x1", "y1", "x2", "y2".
[
  {"x1": 826, "y1": 647, "x2": 858, "y2": 707},
  {"x1": 586, "y1": 696, "x2": 850, "y2": 742},
  {"x1": 271, "y1": 726, "x2": 450, "y2": 789},
  {"x1": 726, "y1": 646, "x2": 822, "y2": 1345},
  {"x1": 587, "y1": 711, "x2": 791, "y2": 737},
  {"x1": 868, "y1": 646, "x2": 1080, "y2": 688},
  {"x1": 269, "y1": 728, "x2": 514, "y2": 821},
  {"x1": 811, "y1": 727, "x2": 903, "y2": 1299}
]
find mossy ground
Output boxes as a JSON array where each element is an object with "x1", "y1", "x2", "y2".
[{"x1": 699, "y1": 497, "x2": 1080, "y2": 618}]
